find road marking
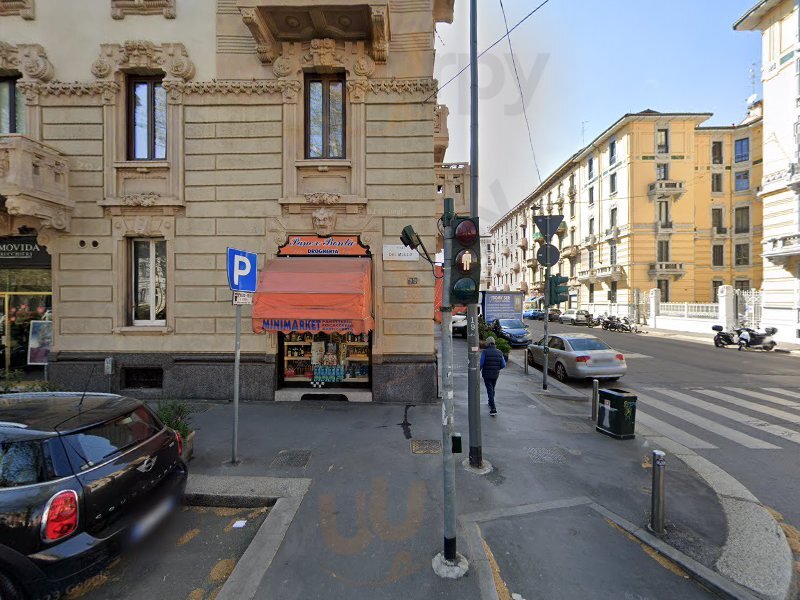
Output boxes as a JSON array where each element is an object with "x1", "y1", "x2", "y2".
[
  {"x1": 637, "y1": 392, "x2": 780, "y2": 449},
  {"x1": 721, "y1": 387, "x2": 800, "y2": 409},
  {"x1": 636, "y1": 411, "x2": 718, "y2": 449},
  {"x1": 620, "y1": 353, "x2": 652, "y2": 359},
  {"x1": 651, "y1": 388, "x2": 800, "y2": 448},
  {"x1": 695, "y1": 389, "x2": 800, "y2": 424},
  {"x1": 764, "y1": 387, "x2": 800, "y2": 400}
]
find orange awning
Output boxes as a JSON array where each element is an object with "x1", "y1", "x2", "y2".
[{"x1": 252, "y1": 257, "x2": 374, "y2": 335}]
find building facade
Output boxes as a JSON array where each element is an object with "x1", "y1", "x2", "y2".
[
  {"x1": 488, "y1": 107, "x2": 764, "y2": 314},
  {"x1": 0, "y1": 0, "x2": 455, "y2": 402},
  {"x1": 735, "y1": 0, "x2": 800, "y2": 343}
]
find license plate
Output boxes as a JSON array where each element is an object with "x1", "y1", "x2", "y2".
[
  {"x1": 130, "y1": 496, "x2": 175, "y2": 543},
  {"x1": 594, "y1": 358, "x2": 612, "y2": 365}
]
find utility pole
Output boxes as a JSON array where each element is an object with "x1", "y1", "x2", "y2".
[
  {"x1": 466, "y1": 0, "x2": 483, "y2": 470},
  {"x1": 433, "y1": 197, "x2": 468, "y2": 578}
]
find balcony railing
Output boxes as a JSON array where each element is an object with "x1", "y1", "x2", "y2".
[
  {"x1": 604, "y1": 225, "x2": 619, "y2": 239},
  {"x1": 788, "y1": 162, "x2": 800, "y2": 192},
  {"x1": 657, "y1": 144, "x2": 669, "y2": 154},
  {"x1": 713, "y1": 226, "x2": 728, "y2": 236},
  {"x1": 648, "y1": 262, "x2": 685, "y2": 279},
  {"x1": 0, "y1": 134, "x2": 72, "y2": 231},
  {"x1": 763, "y1": 233, "x2": 800, "y2": 262},
  {"x1": 583, "y1": 234, "x2": 597, "y2": 246},
  {"x1": 648, "y1": 180, "x2": 685, "y2": 199},
  {"x1": 577, "y1": 269, "x2": 596, "y2": 283},
  {"x1": 595, "y1": 265, "x2": 625, "y2": 281}
]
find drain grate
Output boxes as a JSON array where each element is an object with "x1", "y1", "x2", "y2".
[
  {"x1": 270, "y1": 450, "x2": 311, "y2": 468},
  {"x1": 411, "y1": 440, "x2": 442, "y2": 455},
  {"x1": 526, "y1": 447, "x2": 569, "y2": 464}
]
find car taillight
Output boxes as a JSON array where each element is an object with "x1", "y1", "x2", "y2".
[
  {"x1": 616, "y1": 353, "x2": 625, "y2": 361},
  {"x1": 175, "y1": 430, "x2": 183, "y2": 457},
  {"x1": 42, "y1": 490, "x2": 79, "y2": 543},
  {"x1": 575, "y1": 356, "x2": 590, "y2": 363}
]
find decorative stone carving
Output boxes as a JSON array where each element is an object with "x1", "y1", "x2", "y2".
[
  {"x1": 312, "y1": 207, "x2": 337, "y2": 237},
  {"x1": 346, "y1": 80, "x2": 368, "y2": 104},
  {"x1": 160, "y1": 80, "x2": 299, "y2": 98},
  {"x1": 0, "y1": 43, "x2": 54, "y2": 82},
  {"x1": 272, "y1": 54, "x2": 293, "y2": 78},
  {"x1": 303, "y1": 38, "x2": 343, "y2": 71},
  {"x1": 368, "y1": 78, "x2": 437, "y2": 96},
  {"x1": 353, "y1": 52, "x2": 376, "y2": 78},
  {"x1": 18, "y1": 81, "x2": 120, "y2": 105},
  {"x1": 112, "y1": 214, "x2": 173, "y2": 239},
  {"x1": 122, "y1": 192, "x2": 159, "y2": 207},
  {"x1": 305, "y1": 192, "x2": 341, "y2": 206},
  {"x1": 369, "y1": 6, "x2": 388, "y2": 64},
  {"x1": 92, "y1": 41, "x2": 195, "y2": 82},
  {"x1": 111, "y1": 0, "x2": 175, "y2": 20},
  {"x1": 239, "y1": 7, "x2": 280, "y2": 64},
  {"x1": 0, "y1": 0, "x2": 34, "y2": 19}
]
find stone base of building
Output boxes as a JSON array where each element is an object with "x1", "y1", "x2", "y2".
[
  {"x1": 48, "y1": 352, "x2": 275, "y2": 402},
  {"x1": 48, "y1": 352, "x2": 438, "y2": 404},
  {"x1": 762, "y1": 307, "x2": 800, "y2": 343}
]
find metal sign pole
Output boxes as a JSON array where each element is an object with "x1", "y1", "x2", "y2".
[
  {"x1": 441, "y1": 198, "x2": 457, "y2": 562},
  {"x1": 542, "y1": 219, "x2": 551, "y2": 391},
  {"x1": 232, "y1": 302, "x2": 241, "y2": 465}
]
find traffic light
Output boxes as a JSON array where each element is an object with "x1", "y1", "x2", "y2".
[
  {"x1": 548, "y1": 274, "x2": 570, "y2": 306},
  {"x1": 450, "y1": 216, "x2": 480, "y2": 305}
]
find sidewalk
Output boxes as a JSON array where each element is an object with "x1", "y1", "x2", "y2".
[
  {"x1": 181, "y1": 348, "x2": 750, "y2": 599},
  {"x1": 642, "y1": 327, "x2": 800, "y2": 354}
]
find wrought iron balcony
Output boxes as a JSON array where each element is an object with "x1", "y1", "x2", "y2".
[
  {"x1": 0, "y1": 134, "x2": 72, "y2": 231},
  {"x1": 648, "y1": 180, "x2": 685, "y2": 200},
  {"x1": 648, "y1": 262, "x2": 685, "y2": 279}
]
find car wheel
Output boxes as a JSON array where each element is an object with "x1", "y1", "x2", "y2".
[
  {"x1": 555, "y1": 363, "x2": 568, "y2": 382},
  {"x1": 0, "y1": 571, "x2": 24, "y2": 600}
]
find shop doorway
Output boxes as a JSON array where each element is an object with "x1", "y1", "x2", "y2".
[{"x1": 278, "y1": 331, "x2": 372, "y2": 389}]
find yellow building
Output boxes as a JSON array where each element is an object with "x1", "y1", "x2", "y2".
[
  {"x1": 489, "y1": 107, "x2": 764, "y2": 312},
  {"x1": 735, "y1": 0, "x2": 800, "y2": 343}
]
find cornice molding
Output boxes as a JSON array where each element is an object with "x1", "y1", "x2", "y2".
[
  {"x1": 0, "y1": 0, "x2": 34, "y2": 19},
  {"x1": 111, "y1": 0, "x2": 175, "y2": 19},
  {"x1": 92, "y1": 41, "x2": 195, "y2": 81},
  {"x1": 18, "y1": 81, "x2": 120, "y2": 104}
]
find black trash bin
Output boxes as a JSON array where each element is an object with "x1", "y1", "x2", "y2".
[{"x1": 596, "y1": 388, "x2": 637, "y2": 440}]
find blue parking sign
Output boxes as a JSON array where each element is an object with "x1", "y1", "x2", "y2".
[{"x1": 226, "y1": 248, "x2": 258, "y2": 292}]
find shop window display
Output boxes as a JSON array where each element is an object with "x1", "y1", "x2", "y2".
[{"x1": 281, "y1": 331, "x2": 371, "y2": 387}]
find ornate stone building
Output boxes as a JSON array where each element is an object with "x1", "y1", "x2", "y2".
[{"x1": 0, "y1": 0, "x2": 455, "y2": 401}]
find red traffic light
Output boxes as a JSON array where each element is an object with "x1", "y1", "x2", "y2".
[{"x1": 454, "y1": 219, "x2": 478, "y2": 245}]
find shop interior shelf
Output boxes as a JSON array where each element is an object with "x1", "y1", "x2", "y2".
[
  {"x1": 284, "y1": 377, "x2": 313, "y2": 382},
  {"x1": 285, "y1": 342, "x2": 312, "y2": 346},
  {"x1": 285, "y1": 357, "x2": 311, "y2": 361},
  {"x1": 346, "y1": 377, "x2": 370, "y2": 383},
  {"x1": 345, "y1": 342, "x2": 369, "y2": 346},
  {"x1": 346, "y1": 357, "x2": 370, "y2": 361}
]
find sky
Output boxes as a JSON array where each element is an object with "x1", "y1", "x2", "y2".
[{"x1": 433, "y1": 0, "x2": 764, "y2": 226}]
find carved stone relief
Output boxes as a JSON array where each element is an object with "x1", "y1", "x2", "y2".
[
  {"x1": 305, "y1": 192, "x2": 341, "y2": 205},
  {"x1": 0, "y1": 43, "x2": 54, "y2": 82},
  {"x1": 111, "y1": 0, "x2": 175, "y2": 19},
  {"x1": 92, "y1": 41, "x2": 195, "y2": 82},
  {"x1": 0, "y1": 0, "x2": 34, "y2": 19},
  {"x1": 312, "y1": 207, "x2": 337, "y2": 237},
  {"x1": 112, "y1": 214, "x2": 174, "y2": 240}
]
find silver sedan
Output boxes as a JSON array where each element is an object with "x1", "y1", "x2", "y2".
[{"x1": 526, "y1": 333, "x2": 627, "y2": 382}]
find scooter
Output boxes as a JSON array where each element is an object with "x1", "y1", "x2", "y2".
[
  {"x1": 712, "y1": 325, "x2": 738, "y2": 348},
  {"x1": 737, "y1": 327, "x2": 778, "y2": 351},
  {"x1": 586, "y1": 314, "x2": 599, "y2": 328},
  {"x1": 602, "y1": 315, "x2": 619, "y2": 331},
  {"x1": 618, "y1": 317, "x2": 638, "y2": 333}
]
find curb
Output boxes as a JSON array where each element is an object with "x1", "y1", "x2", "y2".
[{"x1": 644, "y1": 329, "x2": 800, "y2": 356}]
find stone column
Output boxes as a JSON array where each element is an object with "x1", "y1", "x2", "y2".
[
  {"x1": 649, "y1": 288, "x2": 661, "y2": 327},
  {"x1": 717, "y1": 285, "x2": 737, "y2": 330}
]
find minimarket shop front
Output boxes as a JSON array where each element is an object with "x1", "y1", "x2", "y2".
[{"x1": 252, "y1": 235, "x2": 375, "y2": 400}]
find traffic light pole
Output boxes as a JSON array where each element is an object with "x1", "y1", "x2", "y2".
[
  {"x1": 466, "y1": 0, "x2": 483, "y2": 470},
  {"x1": 543, "y1": 264, "x2": 550, "y2": 391}
]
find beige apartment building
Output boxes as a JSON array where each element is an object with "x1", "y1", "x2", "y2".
[
  {"x1": 735, "y1": 0, "x2": 800, "y2": 343},
  {"x1": 489, "y1": 107, "x2": 764, "y2": 313},
  {"x1": 0, "y1": 0, "x2": 455, "y2": 402}
]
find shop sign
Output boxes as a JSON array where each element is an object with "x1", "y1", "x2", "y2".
[
  {"x1": 0, "y1": 236, "x2": 51, "y2": 270},
  {"x1": 278, "y1": 236, "x2": 369, "y2": 257},
  {"x1": 232, "y1": 291, "x2": 254, "y2": 305},
  {"x1": 261, "y1": 318, "x2": 355, "y2": 333},
  {"x1": 383, "y1": 244, "x2": 420, "y2": 261},
  {"x1": 483, "y1": 291, "x2": 525, "y2": 322}
]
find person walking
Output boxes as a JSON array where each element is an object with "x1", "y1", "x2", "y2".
[{"x1": 480, "y1": 337, "x2": 506, "y2": 416}]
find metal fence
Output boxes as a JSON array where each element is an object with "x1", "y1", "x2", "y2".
[{"x1": 735, "y1": 289, "x2": 762, "y2": 329}]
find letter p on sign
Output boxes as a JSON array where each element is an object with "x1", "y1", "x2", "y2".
[{"x1": 226, "y1": 248, "x2": 258, "y2": 293}]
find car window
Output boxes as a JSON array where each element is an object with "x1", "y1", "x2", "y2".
[
  {"x1": 535, "y1": 337, "x2": 545, "y2": 346},
  {"x1": 548, "y1": 337, "x2": 565, "y2": 350},
  {"x1": 567, "y1": 338, "x2": 611, "y2": 351},
  {"x1": 499, "y1": 319, "x2": 525, "y2": 329},
  {"x1": 0, "y1": 439, "x2": 52, "y2": 488},
  {"x1": 62, "y1": 406, "x2": 162, "y2": 471}
]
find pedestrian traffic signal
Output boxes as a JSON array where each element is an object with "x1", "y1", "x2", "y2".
[
  {"x1": 548, "y1": 274, "x2": 570, "y2": 306},
  {"x1": 450, "y1": 216, "x2": 480, "y2": 306}
]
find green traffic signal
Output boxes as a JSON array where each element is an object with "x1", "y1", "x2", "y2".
[{"x1": 548, "y1": 275, "x2": 570, "y2": 306}]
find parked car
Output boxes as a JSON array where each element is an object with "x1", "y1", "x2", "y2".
[
  {"x1": 451, "y1": 314, "x2": 467, "y2": 337},
  {"x1": 526, "y1": 333, "x2": 627, "y2": 382},
  {"x1": 559, "y1": 309, "x2": 590, "y2": 325},
  {"x1": 491, "y1": 319, "x2": 533, "y2": 347},
  {"x1": 523, "y1": 308, "x2": 543, "y2": 320},
  {"x1": 0, "y1": 392, "x2": 188, "y2": 599},
  {"x1": 546, "y1": 308, "x2": 562, "y2": 322}
]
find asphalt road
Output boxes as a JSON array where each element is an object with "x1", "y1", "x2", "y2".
[{"x1": 521, "y1": 318, "x2": 800, "y2": 533}]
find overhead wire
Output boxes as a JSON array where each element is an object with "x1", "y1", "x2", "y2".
[{"x1": 498, "y1": 0, "x2": 542, "y2": 184}]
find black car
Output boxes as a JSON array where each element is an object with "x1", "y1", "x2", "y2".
[{"x1": 0, "y1": 393, "x2": 187, "y2": 599}]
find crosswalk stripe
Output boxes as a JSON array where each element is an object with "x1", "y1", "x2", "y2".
[
  {"x1": 636, "y1": 392, "x2": 780, "y2": 449},
  {"x1": 696, "y1": 389, "x2": 800, "y2": 423},
  {"x1": 651, "y1": 388, "x2": 800, "y2": 448},
  {"x1": 721, "y1": 387, "x2": 800, "y2": 409},
  {"x1": 764, "y1": 387, "x2": 800, "y2": 400},
  {"x1": 636, "y1": 411, "x2": 718, "y2": 449}
]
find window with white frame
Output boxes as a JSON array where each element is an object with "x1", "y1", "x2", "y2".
[
  {"x1": 657, "y1": 200, "x2": 669, "y2": 226},
  {"x1": 610, "y1": 243, "x2": 617, "y2": 265},
  {"x1": 588, "y1": 250, "x2": 594, "y2": 269},
  {"x1": 588, "y1": 186, "x2": 595, "y2": 205},
  {"x1": 589, "y1": 217, "x2": 595, "y2": 235},
  {"x1": 610, "y1": 207, "x2": 617, "y2": 227},
  {"x1": 132, "y1": 239, "x2": 167, "y2": 325},
  {"x1": 656, "y1": 163, "x2": 669, "y2": 181},
  {"x1": 610, "y1": 172, "x2": 617, "y2": 194},
  {"x1": 609, "y1": 139, "x2": 617, "y2": 164},
  {"x1": 657, "y1": 240, "x2": 670, "y2": 262},
  {"x1": 657, "y1": 128, "x2": 669, "y2": 154}
]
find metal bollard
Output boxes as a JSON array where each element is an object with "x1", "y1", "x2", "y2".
[
  {"x1": 650, "y1": 450, "x2": 666, "y2": 535},
  {"x1": 591, "y1": 379, "x2": 599, "y2": 422}
]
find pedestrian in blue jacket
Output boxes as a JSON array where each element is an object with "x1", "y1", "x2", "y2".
[{"x1": 479, "y1": 337, "x2": 506, "y2": 416}]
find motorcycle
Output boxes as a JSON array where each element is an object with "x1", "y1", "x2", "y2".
[
  {"x1": 737, "y1": 327, "x2": 778, "y2": 351},
  {"x1": 712, "y1": 325, "x2": 738, "y2": 348},
  {"x1": 617, "y1": 317, "x2": 638, "y2": 333},
  {"x1": 602, "y1": 315, "x2": 619, "y2": 331},
  {"x1": 586, "y1": 314, "x2": 599, "y2": 328}
]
